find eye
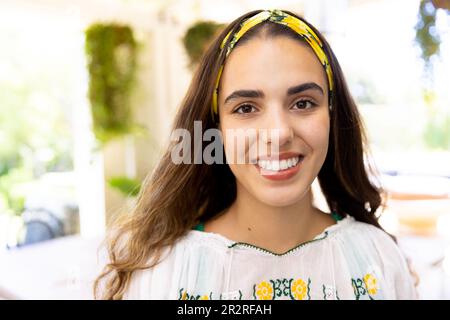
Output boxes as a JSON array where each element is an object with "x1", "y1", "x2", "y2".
[
  {"x1": 292, "y1": 99, "x2": 317, "y2": 110},
  {"x1": 233, "y1": 104, "x2": 257, "y2": 114}
]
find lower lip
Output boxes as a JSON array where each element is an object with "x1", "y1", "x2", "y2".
[{"x1": 254, "y1": 157, "x2": 304, "y2": 181}]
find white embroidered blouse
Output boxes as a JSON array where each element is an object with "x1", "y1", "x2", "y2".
[{"x1": 123, "y1": 214, "x2": 417, "y2": 300}]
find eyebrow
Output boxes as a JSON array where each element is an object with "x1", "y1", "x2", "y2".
[
  {"x1": 287, "y1": 82, "x2": 324, "y2": 96},
  {"x1": 223, "y1": 82, "x2": 324, "y2": 105},
  {"x1": 224, "y1": 89, "x2": 264, "y2": 105}
]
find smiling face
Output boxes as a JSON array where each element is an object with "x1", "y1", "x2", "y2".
[{"x1": 218, "y1": 36, "x2": 331, "y2": 207}]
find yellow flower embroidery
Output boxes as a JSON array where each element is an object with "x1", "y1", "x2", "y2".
[
  {"x1": 291, "y1": 278, "x2": 308, "y2": 300},
  {"x1": 363, "y1": 273, "x2": 378, "y2": 296},
  {"x1": 199, "y1": 295, "x2": 210, "y2": 300},
  {"x1": 255, "y1": 281, "x2": 274, "y2": 300},
  {"x1": 180, "y1": 291, "x2": 187, "y2": 300}
]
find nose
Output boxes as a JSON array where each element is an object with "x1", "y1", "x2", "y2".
[{"x1": 261, "y1": 105, "x2": 294, "y2": 147}]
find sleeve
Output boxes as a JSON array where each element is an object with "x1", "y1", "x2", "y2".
[
  {"x1": 366, "y1": 224, "x2": 419, "y2": 300},
  {"x1": 122, "y1": 266, "x2": 153, "y2": 300},
  {"x1": 123, "y1": 245, "x2": 179, "y2": 300}
]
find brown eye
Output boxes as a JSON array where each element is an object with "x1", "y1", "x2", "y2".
[
  {"x1": 234, "y1": 104, "x2": 256, "y2": 114},
  {"x1": 293, "y1": 99, "x2": 317, "y2": 110}
]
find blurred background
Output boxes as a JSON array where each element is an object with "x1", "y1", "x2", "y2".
[{"x1": 0, "y1": 0, "x2": 449, "y2": 299}]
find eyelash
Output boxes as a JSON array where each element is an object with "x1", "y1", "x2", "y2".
[{"x1": 232, "y1": 99, "x2": 318, "y2": 114}]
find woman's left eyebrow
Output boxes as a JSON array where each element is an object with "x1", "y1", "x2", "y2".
[{"x1": 287, "y1": 82, "x2": 324, "y2": 96}]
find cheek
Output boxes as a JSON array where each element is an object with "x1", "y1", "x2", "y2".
[
  {"x1": 220, "y1": 120, "x2": 253, "y2": 164},
  {"x1": 296, "y1": 113, "x2": 330, "y2": 153}
]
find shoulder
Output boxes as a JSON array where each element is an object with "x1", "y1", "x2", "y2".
[
  {"x1": 123, "y1": 230, "x2": 230, "y2": 299},
  {"x1": 338, "y1": 216, "x2": 405, "y2": 266},
  {"x1": 337, "y1": 216, "x2": 418, "y2": 299},
  {"x1": 344, "y1": 217, "x2": 396, "y2": 244}
]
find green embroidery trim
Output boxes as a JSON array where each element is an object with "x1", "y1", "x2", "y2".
[
  {"x1": 331, "y1": 210, "x2": 343, "y2": 221},
  {"x1": 270, "y1": 279, "x2": 279, "y2": 299},
  {"x1": 193, "y1": 222, "x2": 205, "y2": 231},
  {"x1": 351, "y1": 275, "x2": 378, "y2": 300},
  {"x1": 322, "y1": 284, "x2": 340, "y2": 300},
  {"x1": 282, "y1": 279, "x2": 291, "y2": 297},
  {"x1": 307, "y1": 278, "x2": 311, "y2": 300},
  {"x1": 178, "y1": 288, "x2": 213, "y2": 300},
  {"x1": 351, "y1": 278, "x2": 367, "y2": 300},
  {"x1": 194, "y1": 210, "x2": 342, "y2": 256},
  {"x1": 227, "y1": 231, "x2": 329, "y2": 256}
]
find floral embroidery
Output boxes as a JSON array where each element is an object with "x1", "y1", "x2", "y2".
[
  {"x1": 178, "y1": 272, "x2": 379, "y2": 300},
  {"x1": 352, "y1": 278, "x2": 367, "y2": 300},
  {"x1": 178, "y1": 288, "x2": 212, "y2": 300},
  {"x1": 352, "y1": 273, "x2": 379, "y2": 300},
  {"x1": 254, "y1": 281, "x2": 274, "y2": 300},
  {"x1": 253, "y1": 277, "x2": 311, "y2": 300},
  {"x1": 291, "y1": 278, "x2": 308, "y2": 300},
  {"x1": 363, "y1": 273, "x2": 378, "y2": 296}
]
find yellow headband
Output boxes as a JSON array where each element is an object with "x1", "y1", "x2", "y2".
[{"x1": 211, "y1": 9, "x2": 334, "y2": 122}]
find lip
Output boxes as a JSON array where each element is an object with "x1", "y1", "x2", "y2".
[
  {"x1": 254, "y1": 154, "x2": 304, "y2": 181},
  {"x1": 255, "y1": 151, "x2": 304, "y2": 161}
]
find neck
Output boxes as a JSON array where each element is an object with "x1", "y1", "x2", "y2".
[{"x1": 226, "y1": 182, "x2": 326, "y2": 254}]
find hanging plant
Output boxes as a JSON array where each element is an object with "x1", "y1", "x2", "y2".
[
  {"x1": 183, "y1": 21, "x2": 224, "y2": 69},
  {"x1": 85, "y1": 23, "x2": 140, "y2": 144},
  {"x1": 107, "y1": 176, "x2": 141, "y2": 197},
  {"x1": 414, "y1": 0, "x2": 449, "y2": 78}
]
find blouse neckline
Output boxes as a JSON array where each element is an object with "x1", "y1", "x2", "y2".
[{"x1": 190, "y1": 211, "x2": 349, "y2": 257}]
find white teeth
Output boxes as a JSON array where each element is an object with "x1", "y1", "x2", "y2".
[
  {"x1": 257, "y1": 156, "x2": 301, "y2": 171},
  {"x1": 272, "y1": 161, "x2": 280, "y2": 171}
]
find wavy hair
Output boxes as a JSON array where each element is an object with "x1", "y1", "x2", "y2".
[{"x1": 94, "y1": 9, "x2": 387, "y2": 299}]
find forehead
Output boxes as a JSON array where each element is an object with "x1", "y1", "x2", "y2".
[{"x1": 219, "y1": 36, "x2": 327, "y2": 96}]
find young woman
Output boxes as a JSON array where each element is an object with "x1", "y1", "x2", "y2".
[{"x1": 95, "y1": 9, "x2": 417, "y2": 300}]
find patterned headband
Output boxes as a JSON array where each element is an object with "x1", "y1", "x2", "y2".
[{"x1": 211, "y1": 9, "x2": 334, "y2": 122}]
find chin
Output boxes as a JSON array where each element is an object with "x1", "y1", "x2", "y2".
[{"x1": 255, "y1": 186, "x2": 310, "y2": 207}]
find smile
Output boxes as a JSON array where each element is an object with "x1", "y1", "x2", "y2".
[
  {"x1": 257, "y1": 156, "x2": 301, "y2": 171},
  {"x1": 254, "y1": 155, "x2": 304, "y2": 181}
]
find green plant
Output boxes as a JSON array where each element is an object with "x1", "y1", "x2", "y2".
[
  {"x1": 415, "y1": 0, "x2": 440, "y2": 73},
  {"x1": 108, "y1": 176, "x2": 141, "y2": 197},
  {"x1": 414, "y1": 0, "x2": 449, "y2": 79},
  {"x1": 0, "y1": 167, "x2": 29, "y2": 216},
  {"x1": 85, "y1": 23, "x2": 140, "y2": 144},
  {"x1": 182, "y1": 21, "x2": 224, "y2": 69}
]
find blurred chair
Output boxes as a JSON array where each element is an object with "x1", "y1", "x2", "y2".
[{"x1": 16, "y1": 208, "x2": 65, "y2": 247}]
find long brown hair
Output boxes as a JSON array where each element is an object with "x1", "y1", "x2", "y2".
[{"x1": 94, "y1": 9, "x2": 386, "y2": 299}]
